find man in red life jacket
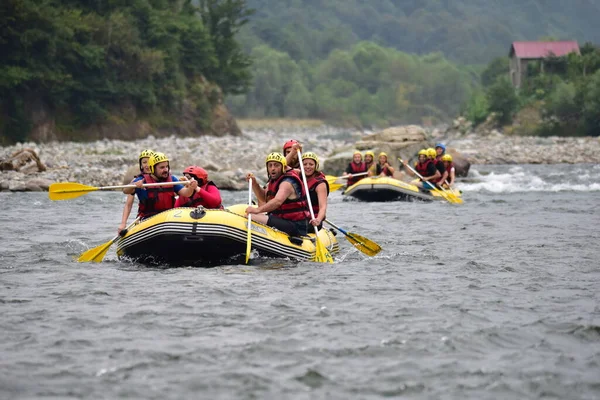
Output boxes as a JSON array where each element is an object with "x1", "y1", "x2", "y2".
[
  {"x1": 118, "y1": 149, "x2": 155, "y2": 234},
  {"x1": 175, "y1": 166, "x2": 223, "y2": 209},
  {"x1": 301, "y1": 152, "x2": 329, "y2": 230},
  {"x1": 283, "y1": 139, "x2": 302, "y2": 170},
  {"x1": 131, "y1": 152, "x2": 197, "y2": 219},
  {"x1": 403, "y1": 149, "x2": 441, "y2": 190},
  {"x1": 245, "y1": 152, "x2": 310, "y2": 236},
  {"x1": 343, "y1": 151, "x2": 367, "y2": 186}
]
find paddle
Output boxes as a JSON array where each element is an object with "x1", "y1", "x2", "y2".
[
  {"x1": 77, "y1": 217, "x2": 141, "y2": 262},
  {"x1": 49, "y1": 181, "x2": 191, "y2": 201},
  {"x1": 324, "y1": 220, "x2": 381, "y2": 257},
  {"x1": 398, "y1": 158, "x2": 462, "y2": 204},
  {"x1": 245, "y1": 178, "x2": 252, "y2": 264},
  {"x1": 325, "y1": 172, "x2": 368, "y2": 193},
  {"x1": 298, "y1": 151, "x2": 334, "y2": 263}
]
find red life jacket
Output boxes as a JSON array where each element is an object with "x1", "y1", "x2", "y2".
[
  {"x1": 176, "y1": 181, "x2": 223, "y2": 209},
  {"x1": 347, "y1": 162, "x2": 367, "y2": 185},
  {"x1": 266, "y1": 170, "x2": 310, "y2": 222},
  {"x1": 378, "y1": 163, "x2": 393, "y2": 177},
  {"x1": 137, "y1": 174, "x2": 176, "y2": 218},
  {"x1": 306, "y1": 172, "x2": 329, "y2": 217},
  {"x1": 415, "y1": 159, "x2": 434, "y2": 178}
]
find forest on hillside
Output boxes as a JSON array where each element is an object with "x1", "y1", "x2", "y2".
[
  {"x1": 239, "y1": 0, "x2": 600, "y2": 64},
  {"x1": 0, "y1": 0, "x2": 252, "y2": 143},
  {"x1": 227, "y1": 0, "x2": 600, "y2": 132},
  {"x1": 2, "y1": 0, "x2": 599, "y2": 143}
]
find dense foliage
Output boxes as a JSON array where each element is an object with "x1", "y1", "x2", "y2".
[
  {"x1": 240, "y1": 0, "x2": 600, "y2": 64},
  {"x1": 0, "y1": 0, "x2": 253, "y2": 143},
  {"x1": 227, "y1": 43, "x2": 477, "y2": 126},
  {"x1": 465, "y1": 43, "x2": 600, "y2": 136},
  {"x1": 229, "y1": 0, "x2": 600, "y2": 131}
]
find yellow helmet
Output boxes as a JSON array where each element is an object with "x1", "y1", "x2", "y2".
[
  {"x1": 418, "y1": 149, "x2": 428, "y2": 157},
  {"x1": 302, "y1": 151, "x2": 320, "y2": 170},
  {"x1": 378, "y1": 152, "x2": 388, "y2": 159},
  {"x1": 442, "y1": 154, "x2": 453, "y2": 162},
  {"x1": 365, "y1": 151, "x2": 375, "y2": 159},
  {"x1": 265, "y1": 152, "x2": 287, "y2": 170},
  {"x1": 427, "y1": 148, "x2": 436, "y2": 159},
  {"x1": 139, "y1": 149, "x2": 155, "y2": 161},
  {"x1": 148, "y1": 152, "x2": 169, "y2": 174}
]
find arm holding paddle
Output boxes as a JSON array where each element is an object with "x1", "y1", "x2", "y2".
[
  {"x1": 118, "y1": 194, "x2": 135, "y2": 234},
  {"x1": 245, "y1": 173, "x2": 266, "y2": 205}
]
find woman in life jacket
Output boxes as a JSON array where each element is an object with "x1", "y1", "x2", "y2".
[
  {"x1": 175, "y1": 166, "x2": 223, "y2": 209},
  {"x1": 375, "y1": 152, "x2": 395, "y2": 177},
  {"x1": 245, "y1": 152, "x2": 310, "y2": 237},
  {"x1": 132, "y1": 152, "x2": 197, "y2": 220},
  {"x1": 440, "y1": 154, "x2": 456, "y2": 188},
  {"x1": 364, "y1": 151, "x2": 377, "y2": 176},
  {"x1": 118, "y1": 149, "x2": 155, "y2": 234},
  {"x1": 343, "y1": 150, "x2": 367, "y2": 186},
  {"x1": 403, "y1": 149, "x2": 441, "y2": 190},
  {"x1": 301, "y1": 152, "x2": 329, "y2": 230}
]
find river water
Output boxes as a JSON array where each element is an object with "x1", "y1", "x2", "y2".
[{"x1": 1, "y1": 164, "x2": 599, "y2": 399}]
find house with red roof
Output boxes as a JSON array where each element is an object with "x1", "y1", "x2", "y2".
[{"x1": 509, "y1": 41, "x2": 580, "y2": 88}]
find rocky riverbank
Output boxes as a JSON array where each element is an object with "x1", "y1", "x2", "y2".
[{"x1": 1, "y1": 122, "x2": 599, "y2": 192}]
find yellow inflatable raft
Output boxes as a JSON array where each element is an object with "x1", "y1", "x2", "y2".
[
  {"x1": 116, "y1": 204, "x2": 339, "y2": 265},
  {"x1": 343, "y1": 177, "x2": 462, "y2": 202}
]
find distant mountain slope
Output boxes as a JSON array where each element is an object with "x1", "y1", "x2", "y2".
[{"x1": 241, "y1": 0, "x2": 600, "y2": 64}]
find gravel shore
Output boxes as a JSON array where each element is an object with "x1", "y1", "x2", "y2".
[{"x1": 1, "y1": 123, "x2": 599, "y2": 192}]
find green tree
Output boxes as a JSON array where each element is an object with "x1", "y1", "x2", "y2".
[
  {"x1": 481, "y1": 57, "x2": 509, "y2": 87},
  {"x1": 486, "y1": 76, "x2": 518, "y2": 125},
  {"x1": 198, "y1": 0, "x2": 255, "y2": 95}
]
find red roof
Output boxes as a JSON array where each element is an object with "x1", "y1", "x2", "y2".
[{"x1": 510, "y1": 41, "x2": 580, "y2": 59}]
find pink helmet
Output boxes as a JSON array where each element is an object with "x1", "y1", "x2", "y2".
[
  {"x1": 183, "y1": 166, "x2": 208, "y2": 185},
  {"x1": 283, "y1": 139, "x2": 299, "y2": 152}
]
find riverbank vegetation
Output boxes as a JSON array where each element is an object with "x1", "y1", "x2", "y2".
[
  {"x1": 465, "y1": 43, "x2": 600, "y2": 136},
  {"x1": 0, "y1": 0, "x2": 253, "y2": 144}
]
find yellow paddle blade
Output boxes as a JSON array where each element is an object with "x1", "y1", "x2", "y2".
[
  {"x1": 325, "y1": 175, "x2": 339, "y2": 186},
  {"x1": 314, "y1": 237, "x2": 334, "y2": 263},
  {"x1": 345, "y1": 232, "x2": 381, "y2": 256},
  {"x1": 49, "y1": 182, "x2": 98, "y2": 201},
  {"x1": 329, "y1": 182, "x2": 345, "y2": 192},
  {"x1": 77, "y1": 239, "x2": 115, "y2": 262}
]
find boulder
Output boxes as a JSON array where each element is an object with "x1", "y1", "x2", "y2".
[
  {"x1": 0, "y1": 148, "x2": 47, "y2": 172},
  {"x1": 447, "y1": 149, "x2": 470, "y2": 177},
  {"x1": 122, "y1": 165, "x2": 140, "y2": 185},
  {"x1": 25, "y1": 178, "x2": 54, "y2": 191}
]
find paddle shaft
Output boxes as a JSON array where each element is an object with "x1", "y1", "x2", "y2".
[
  {"x1": 340, "y1": 172, "x2": 368, "y2": 180},
  {"x1": 323, "y1": 219, "x2": 348, "y2": 235},
  {"x1": 245, "y1": 179, "x2": 252, "y2": 264}
]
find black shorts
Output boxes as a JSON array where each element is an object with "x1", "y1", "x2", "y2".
[{"x1": 267, "y1": 215, "x2": 309, "y2": 236}]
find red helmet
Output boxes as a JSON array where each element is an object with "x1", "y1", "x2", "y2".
[
  {"x1": 183, "y1": 166, "x2": 208, "y2": 185},
  {"x1": 283, "y1": 139, "x2": 299, "y2": 152}
]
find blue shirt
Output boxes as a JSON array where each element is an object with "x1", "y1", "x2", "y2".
[{"x1": 133, "y1": 175, "x2": 184, "y2": 201}]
